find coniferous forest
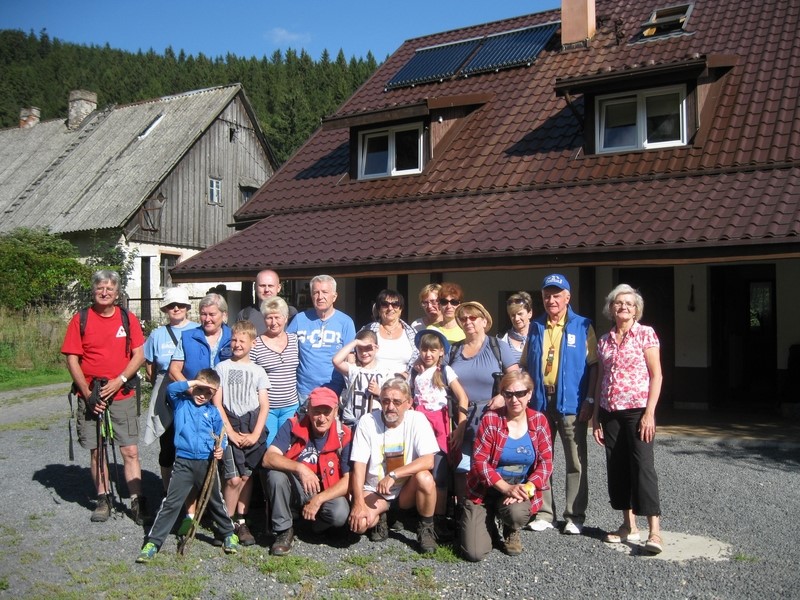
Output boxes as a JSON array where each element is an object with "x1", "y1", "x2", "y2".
[{"x1": 0, "y1": 29, "x2": 381, "y2": 164}]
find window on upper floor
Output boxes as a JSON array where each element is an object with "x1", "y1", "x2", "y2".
[
  {"x1": 640, "y1": 3, "x2": 693, "y2": 39},
  {"x1": 596, "y1": 85, "x2": 687, "y2": 153},
  {"x1": 240, "y1": 186, "x2": 257, "y2": 204},
  {"x1": 359, "y1": 123, "x2": 424, "y2": 179},
  {"x1": 208, "y1": 177, "x2": 222, "y2": 205}
]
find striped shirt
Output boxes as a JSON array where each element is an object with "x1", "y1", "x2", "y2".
[{"x1": 250, "y1": 333, "x2": 300, "y2": 409}]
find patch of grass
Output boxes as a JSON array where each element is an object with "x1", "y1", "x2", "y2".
[
  {"x1": 259, "y1": 555, "x2": 328, "y2": 585},
  {"x1": 733, "y1": 552, "x2": 759, "y2": 562},
  {"x1": 429, "y1": 543, "x2": 459, "y2": 563},
  {"x1": 342, "y1": 553, "x2": 376, "y2": 567},
  {"x1": 336, "y1": 571, "x2": 377, "y2": 590},
  {"x1": 0, "y1": 413, "x2": 62, "y2": 432},
  {"x1": 21, "y1": 549, "x2": 44, "y2": 565},
  {"x1": 0, "y1": 575, "x2": 8, "y2": 590},
  {"x1": 411, "y1": 566, "x2": 437, "y2": 588}
]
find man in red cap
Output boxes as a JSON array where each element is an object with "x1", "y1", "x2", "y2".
[{"x1": 262, "y1": 387, "x2": 352, "y2": 556}]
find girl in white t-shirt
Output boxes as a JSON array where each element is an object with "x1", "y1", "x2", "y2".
[{"x1": 411, "y1": 330, "x2": 469, "y2": 518}]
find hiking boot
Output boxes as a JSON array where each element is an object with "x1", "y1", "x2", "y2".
[
  {"x1": 270, "y1": 527, "x2": 294, "y2": 556},
  {"x1": 235, "y1": 521, "x2": 255, "y2": 546},
  {"x1": 136, "y1": 542, "x2": 158, "y2": 563},
  {"x1": 503, "y1": 526, "x2": 523, "y2": 556},
  {"x1": 417, "y1": 520, "x2": 438, "y2": 554},
  {"x1": 131, "y1": 496, "x2": 149, "y2": 526},
  {"x1": 91, "y1": 494, "x2": 111, "y2": 522},
  {"x1": 223, "y1": 533, "x2": 240, "y2": 554},
  {"x1": 368, "y1": 513, "x2": 388, "y2": 542}
]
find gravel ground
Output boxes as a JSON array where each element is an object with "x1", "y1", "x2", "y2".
[{"x1": 1, "y1": 385, "x2": 799, "y2": 599}]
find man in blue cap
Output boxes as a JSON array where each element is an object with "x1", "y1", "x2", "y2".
[{"x1": 519, "y1": 274, "x2": 597, "y2": 535}]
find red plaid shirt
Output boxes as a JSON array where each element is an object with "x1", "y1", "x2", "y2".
[{"x1": 466, "y1": 408, "x2": 553, "y2": 513}]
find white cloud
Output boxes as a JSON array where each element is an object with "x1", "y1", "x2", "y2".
[{"x1": 266, "y1": 27, "x2": 312, "y2": 47}]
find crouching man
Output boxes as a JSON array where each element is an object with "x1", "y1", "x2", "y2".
[
  {"x1": 348, "y1": 377, "x2": 440, "y2": 553},
  {"x1": 262, "y1": 387, "x2": 353, "y2": 556}
]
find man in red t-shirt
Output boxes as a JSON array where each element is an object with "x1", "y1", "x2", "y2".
[{"x1": 62, "y1": 270, "x2": 146, "y2": 524}]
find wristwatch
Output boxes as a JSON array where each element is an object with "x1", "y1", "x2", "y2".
[
  {"x1": 388, "y1": 471, "x2": 398, "y2": 480},
  {"x1": 119, "y1": 374, "x2": 128, "y2": 384},
  {"x1": 585, "y1": 397, "x2": 595, "y2": 405}
]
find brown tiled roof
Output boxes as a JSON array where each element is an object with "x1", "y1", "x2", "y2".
[{"x1": 173, "y1": 0, "x2": 800, "y2": 281}]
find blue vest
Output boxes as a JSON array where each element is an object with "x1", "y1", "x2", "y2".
[
  {"x1": 525, "y1": 306, "x2": 592, "y2": 415},
  {"x1": 180, "y1": 324, "x2": 233, "y2": 379}
]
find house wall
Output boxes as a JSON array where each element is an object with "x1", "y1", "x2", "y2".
[
  {"x1": 777, "y1": 259, "x2": 800, "y2": 404},
  {"x1": 129, "y1": 94, "x2": 273, "y2": 251}
]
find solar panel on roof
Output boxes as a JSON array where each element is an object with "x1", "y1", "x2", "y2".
[
  {"x1": 386, "y1": 38, "x2": 481, "y2": 90},
  {"x1": 461, "y1": 22, "x2": 559, "y2": 76}
]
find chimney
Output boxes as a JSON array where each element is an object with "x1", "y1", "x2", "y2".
[
  {"x1": 68, "y1": 90, "x2": 97, "y2": 129},
  {"x1": 19, "y1": 107, "x2": 41, "y2": 129},
  {"x1": 561, "y1": 0, "x2": 596, "y2": 46}
]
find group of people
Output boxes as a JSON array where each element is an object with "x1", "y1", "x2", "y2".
[{"x1": 62, "y1": 267, "x2": 664, "y2": 565}]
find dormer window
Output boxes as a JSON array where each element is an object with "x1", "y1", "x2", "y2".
[
  {"x1": 596, "y1": 85, "x2": 687, "y2": 153},
  {"x1": 359, "y1": 123, "x2": 423, "y2": 179},
  {"x1": 640, "y1": 3, "x2": 693, "y2": 38}
]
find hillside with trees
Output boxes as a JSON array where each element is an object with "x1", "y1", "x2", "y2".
[{"x1": 0, "y1": 28, "x2": 380, "y2": 164}]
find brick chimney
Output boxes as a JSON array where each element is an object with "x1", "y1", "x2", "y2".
[
  {"x1": 561, "y1": 0, "x2": 596, "y2": 46},
  {"x1": 68, "y1": 90, "x2": 97, "y2": 129},
  {"x1": 19, "y1": 107, "x2": 40, "y2": 129}
]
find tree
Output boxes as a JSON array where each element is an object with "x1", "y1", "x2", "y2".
[{"x1": 0, "y1": 228, "x2": 89, "y2": 310}]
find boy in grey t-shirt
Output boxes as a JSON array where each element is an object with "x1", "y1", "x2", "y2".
[{"x1": 214, "y1": 321, "x2": 270, "y2": 545}]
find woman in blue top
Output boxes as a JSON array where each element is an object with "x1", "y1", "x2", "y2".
[
  {"x1": 448, "y1": 301, "x2": 519, "y2": 502},
  {"x1": 143, "y1": 287, "x2": 199, "y2": 490}
]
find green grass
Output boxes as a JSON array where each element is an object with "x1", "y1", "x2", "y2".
[
  {"x1": 336, "y1": 571, "x2": 377, "y2": 590},
  {"x1": 342, "y1": 553, "x2": 376, "y2": 567},
  {"x1": 0, "y1": 576, "x2": 8, "y2": 591},
  {"x1": 259, "y1": 555, "x2": 329, "y2": 585},
  {"x1": 733, "y1": 552, "x2": 759, "y2": 562}
]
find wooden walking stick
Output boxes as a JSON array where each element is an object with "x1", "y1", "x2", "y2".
[{"x1": 178, "y1": 432, "x2": 222, "y2": 555}]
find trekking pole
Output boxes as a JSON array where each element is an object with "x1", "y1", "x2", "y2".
[
  {"x1": 101, "y1": 405, "x2": 121, "y2": 510},
  {"x1": 178, "y1": 433, "x2": 222, "y2": 555}
]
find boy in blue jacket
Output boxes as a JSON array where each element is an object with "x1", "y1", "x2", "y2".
[{"x1": 136, "y1": 369, "x2": 239, "y2": 563}]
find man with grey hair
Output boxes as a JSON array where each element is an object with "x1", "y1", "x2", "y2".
[
  {"x1": 236, "y1": 269, "x2": 297, "y2": 334},
  {"x1": 61, "y1": 270, "x2": 148, "y2": 524},
  {"x1": 286, "y1": 275, "x2": 355, "y2": 405}
]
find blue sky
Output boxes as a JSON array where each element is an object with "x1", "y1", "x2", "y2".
[{"x1": 1, "y1": 0, "x2": 559, "y2": 61}]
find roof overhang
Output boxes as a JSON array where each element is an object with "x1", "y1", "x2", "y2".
[
  {"x1": 321, "y1": 93, "x2": 493, "y2": 130},
  {"x1": 554, "y1": 53, "x2": 738, "y2": 96}
]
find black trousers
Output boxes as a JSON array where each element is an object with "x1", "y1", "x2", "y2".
[{"x1": 599, "y1": 407, "x2": 661, "y2": 517}]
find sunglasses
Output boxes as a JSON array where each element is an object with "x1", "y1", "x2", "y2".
[
  {"x1": 380, "y1": 300, "x2": 402, "y2": 309},
  {"x1": 380, "y1": 398, "x2": 406, "y2": 407},
  {"x1": 164, "y1": 303, "x2": 187, "y2": 310},
  {"x1": 458, "y1": 314, "x2": 480, "y2": 323},
  {"x1": 507, "y1": 299, "x2": 530, "y2": 307},
  {"x1": 439, "y1": 298, "x2": 461, "y2": 306},
  {"x1": 501, "y1": 389, "x2": 530, "y2": 399}
]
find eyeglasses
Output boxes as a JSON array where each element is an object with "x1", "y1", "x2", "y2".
[
  {"x1": 458, "y1": 314, "x2": 480, "y2": 324},
  {"x1": 438, "y1": 298, "x2": 460, "y2": 306},
  {"x1": 380, "y1": 398, "x2": 406, "y2": 407},
  {"x1": 380, "y1": 300, "x2": 401, "y2": 309},
  {"x1": 507, "y1": 298, "x2": 529, "y2": 307},
  {"x1": 501, "y1": 389, "x2": 530, "y2": 399},
  {"x1": 613, "y1": 301, "x2": 636, "y2": 308}
]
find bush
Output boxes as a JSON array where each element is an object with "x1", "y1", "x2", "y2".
[{"x1": 0, "y1": 307, "x2": 69, "y2": 385}]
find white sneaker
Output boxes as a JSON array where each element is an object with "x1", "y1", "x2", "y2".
[
  {"x1": 563, "y1": 521, "x2": 583, "y2": 535},
  {"x1": 525, "y1": 519, "x2": 554, "y2": 532}
]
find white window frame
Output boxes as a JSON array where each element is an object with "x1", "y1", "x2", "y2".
[
  {"x1": 208, "y1": 177, "x2": 222, "y2": 205},
  {"x1": 595, "y1": 85, "x2": 687, "y2": 153},
  {"x1": 358, "y1": 123, "x2": 423, "y2": 179}
]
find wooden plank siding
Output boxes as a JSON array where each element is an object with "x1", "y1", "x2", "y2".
[{"x1": 128, "y1": 94, "x2": 273, "y2": 250}]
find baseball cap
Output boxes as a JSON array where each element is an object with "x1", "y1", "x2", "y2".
[
  {"x1": 307, "y1": 387, "x2": 340, "y2": 409},
  {"x1": 541, "y1": 274, "x2": 570, "y2": 292}
]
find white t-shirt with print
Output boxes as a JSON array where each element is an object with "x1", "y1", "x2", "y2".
[{"x1": 350, "y1": 409, "x2": 438, "y2": 500}]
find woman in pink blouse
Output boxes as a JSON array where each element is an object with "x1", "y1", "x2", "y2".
[{"x1": 592, "y1": 284, "x2": 664, "y2": 554}]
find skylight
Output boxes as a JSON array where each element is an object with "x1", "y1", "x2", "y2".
[{"x1": 640, "y1": 3, "x2": 693, "y2": 38}]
